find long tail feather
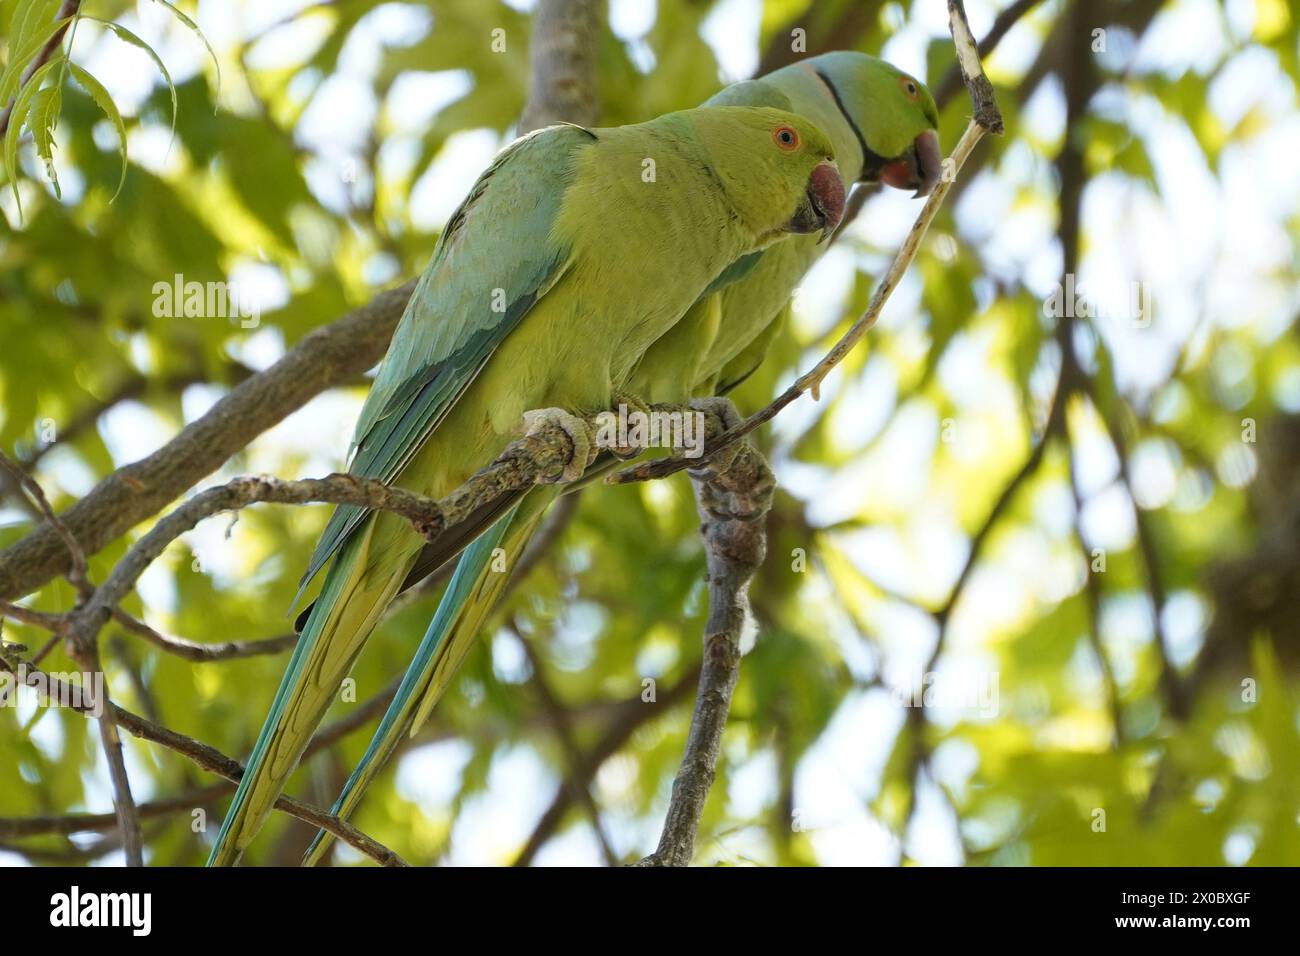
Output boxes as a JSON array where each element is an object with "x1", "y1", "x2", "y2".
[
  {"x1": 207, "y1": 515, "x2": 410, "y2": 865},
  {"x1": 303, "y1": 494, "x2": 551, "y2": 865}
]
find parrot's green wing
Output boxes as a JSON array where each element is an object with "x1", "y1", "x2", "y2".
[{"x1": 293, "y1": 124, "x2": 594, "y2": 609}]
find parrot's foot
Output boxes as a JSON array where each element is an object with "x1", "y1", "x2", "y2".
[
  {"x1": 687, "y1": 396, "x2": 746, "y2": 479},
  {"x1": 522, "y1": 407, "x2": 597, "y2": 484},
  {"x1": 599, "y1": 390, "x2": 656, "y2": 460}
]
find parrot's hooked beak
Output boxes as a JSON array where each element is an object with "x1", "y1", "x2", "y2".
[
  {"x1": 785, "y1": 160, "x2": 846, "y2": 243},
  {"x1": 878, "y1": 128, "x2": 943, "y2": 198}
]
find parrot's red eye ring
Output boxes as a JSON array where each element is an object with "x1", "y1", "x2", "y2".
[
  {"x1": 773, "y1": 126, "x2": 799, "y2": 151},
  {"x1": 900, "y1": 76, "x2": 920, "y2": 99}
]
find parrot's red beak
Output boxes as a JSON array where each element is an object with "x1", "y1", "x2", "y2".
[
  {"x1": 879, "y1": 129, "x2": 943, "y2": 198},
  {"x1": 786, "y1": 160, "x2": 846, "y2": 243}
]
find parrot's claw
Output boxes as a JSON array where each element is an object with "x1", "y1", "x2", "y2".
[
  {"x1": 522, "y1": 407, "x2": 597, "y2": 483},
  {"x1": 691, "y1": 395, "x2": 745, "y2": 431},
  {"x1": 602, "y1": 390, "x2": 656, "y2": 460},
  {"x1": 687, "y1": 396, "x2": 746, "y2": 478},
  {"x1": 611, "y1": 390, "x2": 655, "y2": 418}
]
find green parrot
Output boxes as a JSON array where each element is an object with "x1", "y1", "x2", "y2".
[
  {"x1": 302, "y1": 52, "x2": 939, "y2": 865},
  {"x1": 205, "y1": 104, "x2": 844, "y2": 866}
]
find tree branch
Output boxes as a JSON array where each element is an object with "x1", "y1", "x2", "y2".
[
  {"x1": 1066, "y1": 419, "x2": 1125, "y2": 747},
  {"x1": 933, "y1": 0, "x2": 1039, "y2": 111},
  {"x1": 109, "y1": 609, "x2": 299, "y2": 663},
  {"x1": 0, "y1": 450, "x2": 142, "y2": 866},
  {"x1": 0, "y1": 281, "x2": 415, "y2": 601},
  {"x1": 900, "y1": 389, "x2": 1065, "y2": 839},
  {"x1": 1086, "y1": 385, "x2": 1187, "y2": 719},
  {"x1": 50, "y1": 431, "x2": 601, "y2": 657},
  {"x1": 0, "y1": 654, "x2": 406, "y2": 865},
  {"x1": 63, "y1": 473, "x2": 448, "y2": 642},
  {"x1": 518, "y1": 0, "x2": 601, "y2": 134},
  {"x1": 0, "y1": 783, "x2": 229, "y2": 839},
  {"x1": 13, "y1": 362, "x2": 257, "y2": 474},
  {"x1": 638, "y1": 442, "x2": 775, "y2": 866}
]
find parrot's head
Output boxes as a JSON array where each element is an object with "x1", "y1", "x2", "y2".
[
  {"x1": 692, "y1": 106, "x2": 846, "y2": 247},
  {"x1": 801, "y1": 51, "x2": 941, "y2": 198}
]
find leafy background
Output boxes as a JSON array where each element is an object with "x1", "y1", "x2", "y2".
[{"x1": 1, "y1": 0, "x2": 1299, "y2": 865}]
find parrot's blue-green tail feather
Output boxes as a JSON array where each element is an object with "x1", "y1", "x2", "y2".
[
  {"x1": 207, "y1": 553, "x2": 342, "y2": 866},
  {"x1": 207, "y1": 514, "x2": 407, "y2": 866},
  {"x1": 302, "y1": 506, "x2": 521, "y2": 865}
]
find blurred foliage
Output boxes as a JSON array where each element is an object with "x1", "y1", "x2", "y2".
[{"x1": 1, "y1": 0, "x2": 1299, "y2": 866}]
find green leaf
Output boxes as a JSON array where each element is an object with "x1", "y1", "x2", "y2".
[
  {"x1": 3, "y1": 55, "x2": 60, "y2": 213},
  {"x1": 148, "y1": 0, "x2": 221, "y2": 104},
  {"x1": 67, "y1": 61, "x2": 127, "y2": 201},
  {"x1": 76, "y1": 15, "x2": 177, "y2": 141},
  {"x1": 0, "y1": 14, "x2": 72, "y2": 114},
  {"x1": 7, "y1": 0, "x2": 60, "y2": 56},
  {"x1": 29, "y1": 82, "x2": 61, "y2": 197}
]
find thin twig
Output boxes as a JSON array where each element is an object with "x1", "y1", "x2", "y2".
[
  {"x1": 900, "y1": 389, "x2": 1065, "y2": 838},
  {"x1": 60, "y1": 454, "x2": 597, "y2": 658},
  {"x1": 1066, "y1": 421, "x2": 1125, "y2": 747},
  {"x1": 514, "y1": 622, "x2": 619, "y2": 865},
  {"x1": 1, "y1": 601, "x2": 298, "y2": 662},
  {"x1": 933, "y1": 0, "x2": 1042, "y2": 106},
  {"x1": 110, "y1": 609, "x2": 299, "y2": 662},
  {"x1": 0, "y1": 601, "x2": 67, "y2": 632},
  {"x1": 0, "y1": 451, "x2": 89, "y2": 597},
  {"x1": 0, "y1": 670, "x2": 405, "y2": 841},
  {"x1": 59, "y1": 473, "x2": 469, "y2": 650},
  {"x1": 0, "y1": 449, "x2": 142, "y2": 866},
  {"x1": 0, "y1": 783, "x2": 229, "y2": 838},
  {"x1": 0, "y1": 655, "x2": 405, "y2": 865},
  {"x1": 514, "y1": 663, "x2": 701, "y2": 866},
  {"x1": 1085, "y1": 386, "x2": 1187, "y2": 719}
]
